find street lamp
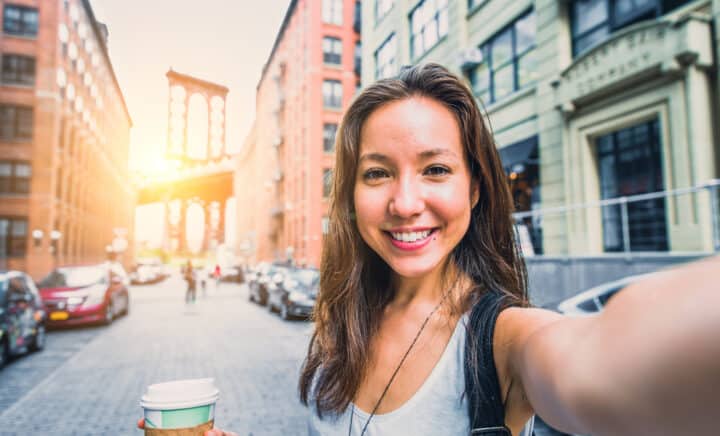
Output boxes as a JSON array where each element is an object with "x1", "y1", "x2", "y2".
[
  {"x1": 105, "y1": 244, "x2": 116, "y2": 261},
  {"x1": 32, "y1": 229, "x2": 44, "y2": 247},
  {"x1": 286, "y1": 245, "x2": 294, "y2": 266},
  {"x1": 50, "y1": 230, "x2": 62, "y2": 254}
]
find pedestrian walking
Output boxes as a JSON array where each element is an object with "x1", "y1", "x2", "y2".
[
  {"x1": 138, "y1": 64, "x2": 720, "y2": 436},
  {"x1": 183, "y1": 260, "x2": 196, "y2": 304},
  {"x1": 213, "y1": 264, "x2": 221, "y2": 289}
]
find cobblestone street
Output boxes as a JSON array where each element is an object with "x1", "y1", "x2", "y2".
[{"x1": 0, "y1": 275, "x2": 313, "y2": 435}]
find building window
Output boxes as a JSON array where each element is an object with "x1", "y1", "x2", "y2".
[
  {"x1": 376, "y1": 0, "x2": 394, "y2": 22},
  {"x1": 0, "y1": 161, "x2": 31, "y2": 194},
  {"x1": 355, "y1": 42, "x2": 362, "y2": 76},
  {"x1": 323, "y1": 169, "x2": 333, "y2": 198},
  {"x1": 468, "y1": 0, "x2": 488, "y2": 10},
  {"x1": 0, "y1": 105, "x2": 33, "y2": 141},
  {"x1": 323, "y1": 123, "x2": 338, "y2": 153},
  {"x1": 354, "y1": 1, "x2": 362, "y2": 32},
  {"x1": 570, "y1": 0, "x2": 690, "y2": 57},
  {"x1": 467, "y1": 11, "x2": 536, "y2": 104},
  {"x1": 323, "y1": 0, "x2": 343, "y2": 25},
  {"x1": 596, "y1": 118, "x2": 667, "y2": 252},
  {"x1": 1, "y1": 54, "x2": 35, "y2": 85},
  {"x1": 410, "y1": 0, "x2": 449, "y2": 59},
  {"x1": 3, "y1": 4, "x2": 38, "y2": 37},
  {"x1": 323, "y1": 80, "x2": 343, "y2": 108},
  {"x1": 375, "y1": 33, "x2": 398, "y2": 80},
  {"x1": 323, "y1": 37, "x2": 343, "y2": 65},
  {"x1": 0, "y1": 217, "x2": 27, "y2": 257}
]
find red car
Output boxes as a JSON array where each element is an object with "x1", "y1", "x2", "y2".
[{"x1": 38, "y1": 262, "x2": 130, "y2": 327}]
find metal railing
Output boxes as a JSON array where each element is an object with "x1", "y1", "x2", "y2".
[{"x1": 512, "y1": 179, "x2": 720, "y2": 257}]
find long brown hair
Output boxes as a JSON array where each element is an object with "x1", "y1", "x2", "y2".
[{"x1": 298, "y1": 63, "x2": 528, "y2": 416}]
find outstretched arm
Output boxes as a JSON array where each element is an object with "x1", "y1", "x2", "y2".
[{"x1": 512, "y1": 255, "x2": 720, "y2": 435}]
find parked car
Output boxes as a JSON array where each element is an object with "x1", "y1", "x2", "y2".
[
  {"x1": 38, "y1": 262, "x2": 130, "y2": 327},
  {"x1": 220, "y1": 266, "x2": 245, "y2": 284},
  {"x1": 267, "y1": 268, "x2": 319, "y2": 320},
  {"x1": 130, "y1": 258, "x2": 169, "y2": 285},
  {"x1": 549, "y1": 273, "x2": 656, "y2": 316},
  {"x1": 248, "y1": 263, "x2": 288, "y2": 305},
  {"x1": 0, "y1": 271, "x2": 46, "y2": 369},
  {"x1": 130, "y1": 264, "x2": 160, "y2": 285}
]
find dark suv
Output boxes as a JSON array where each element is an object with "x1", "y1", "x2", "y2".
[
  {"x1": 248, "y1": 263, "x2": 289, "y2": 306},
  {"x1": 0, "y1": 270, "x2": 47, "y2": 369},
  {"x1": 267, "y1": 267, "x2": 318, "y2": 320}
]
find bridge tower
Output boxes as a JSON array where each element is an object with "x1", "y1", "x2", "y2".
[{"x1": 136, "y1": 70, "x2": 233, "y2": 255}]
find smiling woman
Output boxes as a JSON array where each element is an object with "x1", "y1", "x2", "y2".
[
  {"x1": 292, "y1": 63, "x2": 720, "y2": 436},
  {"x1": 300, "y1": 63, "x2": 529, "y2": 435}
]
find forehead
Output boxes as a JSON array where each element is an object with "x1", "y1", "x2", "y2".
[{"x1": 359, "y1": 96, "x2": 464, "y2": 159}]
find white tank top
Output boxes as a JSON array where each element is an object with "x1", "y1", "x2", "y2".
[{"x1": 308, "y1": 316, "x2": 470, "y2": 435}]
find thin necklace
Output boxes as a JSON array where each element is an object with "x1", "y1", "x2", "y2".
[{"x1": 348, "y1": 290, "x2": 451, "y2": 436}]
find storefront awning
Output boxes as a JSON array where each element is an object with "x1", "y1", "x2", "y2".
[{"x1": 498, "y1": 136, "x2": 538, "y2": 173}]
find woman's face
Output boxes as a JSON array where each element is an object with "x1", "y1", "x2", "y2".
[{"x1": 354, "y1": 96, "x2": 478, "y2": 280}]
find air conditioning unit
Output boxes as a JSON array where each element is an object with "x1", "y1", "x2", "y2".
[{"x1": 459, "y1": 47, "x2": 484, "y2": 70}]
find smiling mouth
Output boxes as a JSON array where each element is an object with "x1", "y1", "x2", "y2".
[
  {"x1": 383, "y1": 228, "x2": 438, "y2": 250},
  {"x1": 387, "y1": 229, "x2": 435, "y2": 242}
]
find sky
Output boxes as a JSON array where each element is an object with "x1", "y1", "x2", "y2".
[
  {"x1": 90, "y1": 0, "x2": 291, "y2": 173},
  {"x1": 90, "y1": 0, "x2": 291, "y2": 251}
]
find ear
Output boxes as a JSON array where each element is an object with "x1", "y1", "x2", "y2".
[{"x1": 470, "y1": 179, "x2": 480, "y2": 209}]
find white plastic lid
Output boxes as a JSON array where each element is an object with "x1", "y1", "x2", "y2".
[{"x1": 140, "y1": 378, "x2": 219, "y2": 410}]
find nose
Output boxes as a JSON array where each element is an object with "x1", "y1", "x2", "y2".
[{"x1": 388, "y1": 175, "x2": 425, "y2": 218}]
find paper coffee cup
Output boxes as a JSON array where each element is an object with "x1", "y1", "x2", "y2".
[{"x1": 141, "y1": 378, "x2": 219, "y2": 435}]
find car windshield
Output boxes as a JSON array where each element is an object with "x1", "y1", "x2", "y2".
[
  {"x1": 39, "y1": 266, "x2": 106, "y2": 288},
  {"x1": 577, "y1": 298, "x2": 599, "y2": 312},
  {"x1": 293, "y1": 269, "x2": 319, "y2": 287},
  {"x1": 597, "y1": 286, "x2": 622, "y2": 307}
]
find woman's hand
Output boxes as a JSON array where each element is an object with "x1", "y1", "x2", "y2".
[
  {"x1": 136, "y1": 418, "x2": 238, "y2": 436},
  {"x1": 204, "y1": 430, "x2": 239, "y2": 436}
]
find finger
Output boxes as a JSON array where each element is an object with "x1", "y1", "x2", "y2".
[{"x1": 137, "y1": 418, "x2": 145, "y2": 429}]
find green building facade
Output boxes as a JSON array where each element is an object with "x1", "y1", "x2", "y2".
[{"x1": 361, "y1": 0, "x2": 720, "y2": 256}]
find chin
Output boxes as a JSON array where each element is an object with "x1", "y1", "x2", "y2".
[{"x1": 386, "y1": 257, "x2": 444, "y2": 279}]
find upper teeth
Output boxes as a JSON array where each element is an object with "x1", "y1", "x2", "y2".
[{"x1": 391, "y1": 230, "x2": 431, "y2": 242}]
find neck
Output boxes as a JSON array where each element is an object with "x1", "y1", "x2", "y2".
[{"x1": 391, "y1": 261, "x2": 459, "y2": 308}]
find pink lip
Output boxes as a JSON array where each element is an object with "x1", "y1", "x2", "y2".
[{"x1": 385, "y1": 229, "x2": 436, "y2": 252}]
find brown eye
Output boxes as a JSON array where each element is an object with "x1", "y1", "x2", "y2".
[
  {"x1": 424, "y1": 165, "x2": 450, "y2": 176},
  {"x1": 363, "y1": 169, "x2": 389, "y2": 180}
]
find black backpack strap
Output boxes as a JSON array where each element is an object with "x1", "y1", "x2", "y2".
[{"x1": 465, "y1": 290, "x2": 516, "y2": 436}]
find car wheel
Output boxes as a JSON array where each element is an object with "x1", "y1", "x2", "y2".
[
  {"x1": 280, "y1": 304, "x2": 290, "y2": 321},
  {"x1": 103, "y1": 302, "x2": 114, "y2": 325},
  {"x1": 0, "y1": 339, "x2": 8, "y2": 370},
  {"x1": 30, "y1": 324, "x2": 46, "y2": 352}
]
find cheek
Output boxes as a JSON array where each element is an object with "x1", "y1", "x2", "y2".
[
  {"x1": 432, "y1": 185, "x2": 473, "y2": 221},
  {"x1": 354, "y1": 187, "x2": 385, "y2": 235}
]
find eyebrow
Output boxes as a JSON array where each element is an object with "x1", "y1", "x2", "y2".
[{"x1": 359, "y1": 148, "x2": 459, "y2": 164}]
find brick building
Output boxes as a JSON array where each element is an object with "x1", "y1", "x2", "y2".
[
  {"x1": 235, "y1": 0, "x2": 361, "y2": 267},
  {"x1": 0, "y1": 0, "x2": 133, "y2": 279}
]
